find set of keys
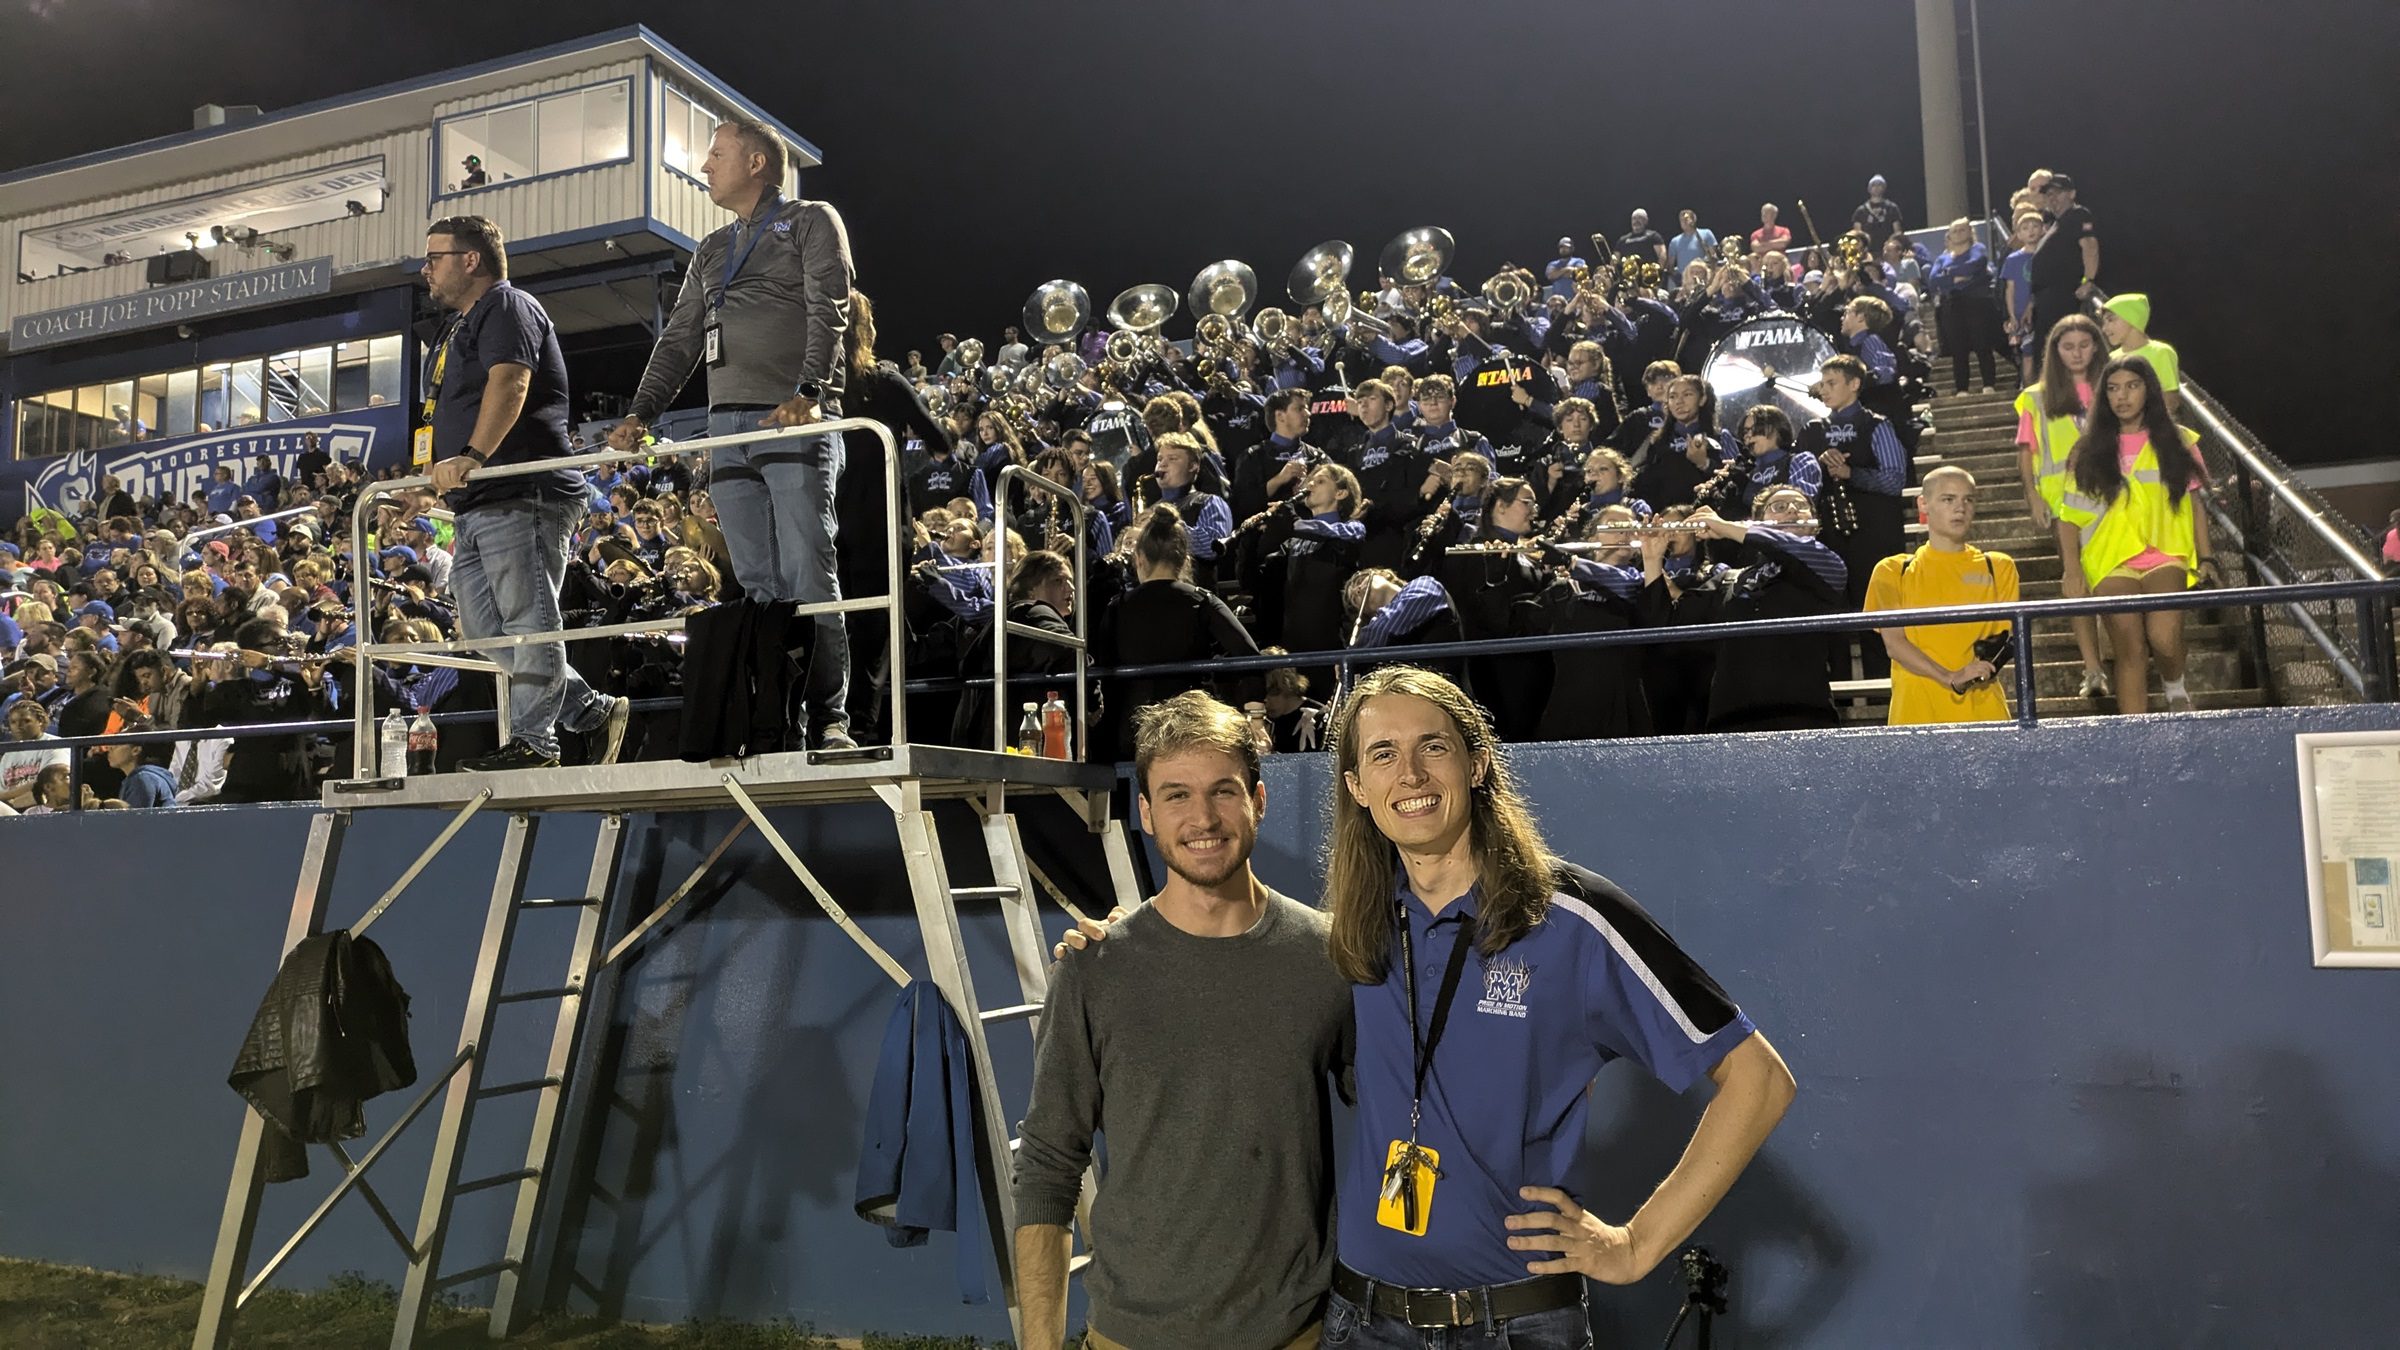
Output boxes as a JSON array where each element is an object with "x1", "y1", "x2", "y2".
[{"x1": 1378, "y1": 1137, "x2": 1444, "y2": 1236}]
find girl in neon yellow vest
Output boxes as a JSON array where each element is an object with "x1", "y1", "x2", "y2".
[
  {"x1": 2058, "y1": 355, "x2": 2217, "y2": 716},
  {"x1": 2014, "y1": 314, "x2": 2110, "y2": 698}
]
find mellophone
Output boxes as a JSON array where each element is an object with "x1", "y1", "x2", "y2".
[{"x1": 1445, "y1": 517, "x2": 1820, "y2": 554}]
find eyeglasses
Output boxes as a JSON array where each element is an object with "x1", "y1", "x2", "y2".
[{"x1": 420, "y1": 250, "x2": 470, "y2": 266}]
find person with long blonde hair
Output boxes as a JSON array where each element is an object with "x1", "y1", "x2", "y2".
[{"x1": 1320, "y1": 665, "x2": 1793, "y2": 1339}]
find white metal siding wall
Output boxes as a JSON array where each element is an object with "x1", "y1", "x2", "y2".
[
  {"x1": 0, "y1": 126, "x2": 431, "y2": 328},
  {"x1": 650, "y1": 70, "x2": 725, "y2": 247},
  {"x1": 428, "y1": 58, "x2": 646, "y2": 248}
]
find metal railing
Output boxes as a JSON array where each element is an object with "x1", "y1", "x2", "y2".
[
  {"x1": 7, "y1": 577, "x2": 2391, "y2": 820},
  {"x1": 344, "y1": 418, "x2": 906, "y2": 777},
  {"x1": 183, "y1": 504, "x2": 319, "y2": 547},
  {"x1": 2179, "y1": 378, "x2": 2394, "y2": 703},
  {"x1": 987, "y1": 464, "x2": 1089, "y2": 755},
  {"x1": 909, "y1": 575, "x2": 2400, "y2": 728}
]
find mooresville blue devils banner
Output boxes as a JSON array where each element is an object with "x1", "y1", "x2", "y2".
[{"x1": 0, "y1": 404, "x2": 408, "y2": 526}]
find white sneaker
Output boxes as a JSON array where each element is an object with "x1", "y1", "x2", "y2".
[
  {"x1": 2080, "y1": 671, "x2": 2110, "y2": 701},
  {"x1": 2165, "y1": 688, "x2": 2196, "y2": 713},
  {"x1": 595, "y1": 695, "x2": 631, "y2": 765}
]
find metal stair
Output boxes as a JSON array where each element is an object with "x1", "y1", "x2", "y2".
[{"x1": 192, "y1": 747, "x2": 1137, "y2": 1349}]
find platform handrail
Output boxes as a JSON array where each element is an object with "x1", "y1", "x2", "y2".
[
  {"x1": 988, "y1": 464, "x2": 1089, "y2": 756},
  {"x1": 346, "y1": 417, "x2": 906, "y2": 775}
]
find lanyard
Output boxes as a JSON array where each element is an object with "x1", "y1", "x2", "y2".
[
  {"x1": 420, "y1": 317, "x2": 459, "y2": 421},
  {"x1": 1397, "y1": 898, "x2": 1477, "y2": 1142},
  {"x1": 714, "y1": 192, "x2": 783, "y2": 311}
]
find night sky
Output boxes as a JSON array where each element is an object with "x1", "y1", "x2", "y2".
[{"x1": 3, "y1": 0, "x2": 2394, "y2": 462}]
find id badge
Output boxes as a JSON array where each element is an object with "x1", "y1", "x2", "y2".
[
  {"x1": 1376, "y1": 1139, "x2": 1440, "y2": 1236},
  {"x1": 704, "y1": 320, "x2": 725, "y2": 369},
  {"x1": 411, "y1": 425, "x2": 434, "y2": 469}
]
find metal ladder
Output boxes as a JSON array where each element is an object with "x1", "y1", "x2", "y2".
[
  {"x1": 192, "y1": 799, "x2": 632, "y2": 1350},
  {"x1": 194, "y1": 773, "x2": 1139, "y2": 1347}
]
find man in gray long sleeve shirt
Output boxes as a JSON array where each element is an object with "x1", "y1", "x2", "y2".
[
  {"x1": 608, "y1": 116, "x2": 858, "y2": 747},
  {"x1": 1014, "y1": 692, "x2": 1352, "y2": 1349}
]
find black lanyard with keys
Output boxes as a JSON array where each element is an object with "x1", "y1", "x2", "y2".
[{"x1": 1380, "y1": 900, "x2": 1476, "y2": 1234}]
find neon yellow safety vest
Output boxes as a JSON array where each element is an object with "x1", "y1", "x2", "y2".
[
  {"x1": 2060, "y1": 429, "x2": 2202, "y2": 590},
  {"x1": 2012, "y1": 385, "x2": 2085, "y2": 515}
]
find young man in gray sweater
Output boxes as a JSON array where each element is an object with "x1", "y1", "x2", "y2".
[{"x1": 1012, "y1": 691, "x2": 1353, "y2": 1350}]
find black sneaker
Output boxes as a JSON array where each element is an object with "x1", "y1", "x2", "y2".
[
  {"x1": 461, "y1": 740, "x2": 561, "y2": 772},
  {"x1": 815, "y1": 724, "x2": 860, "y2": 753}
]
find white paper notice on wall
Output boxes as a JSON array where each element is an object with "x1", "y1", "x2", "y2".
[
  {"x1": 2299, "y1": 733, "x2": 2400, "y2": 968},
  {"x1": 2311, "y1": 745, "x2": 2400, "y2": 865}
]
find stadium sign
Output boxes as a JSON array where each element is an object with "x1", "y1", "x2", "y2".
[{"x1": 10, "y1": 255, "x2": 336, "y2": 351}]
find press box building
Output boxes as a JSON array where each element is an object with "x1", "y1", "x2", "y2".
[{"x1": 0, "y1": 26, "x2": 818, "y2": 520}]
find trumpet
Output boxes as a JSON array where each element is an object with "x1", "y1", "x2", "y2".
[{"x1": 1252, "y1": 305, "x2": 1299, "y2": 357}]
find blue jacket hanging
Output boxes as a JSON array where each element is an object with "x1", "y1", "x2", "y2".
[{"x1": 854, "y1": 980, "x2": 988, "y2": 1303}]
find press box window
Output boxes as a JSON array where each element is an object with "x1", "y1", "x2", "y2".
[
  {"x1": 439, "y1": 79, "x2": 631, "y2": 194},
  {"x1": 662, "y1": 86, "x2": 725, "y2": 181}
]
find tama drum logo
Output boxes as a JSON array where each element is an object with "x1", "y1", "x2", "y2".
[
  {"x1": 1732, "y1": 323, "x2": 1808, "y2": 351},
  {"x1": 1478, "y1": 956, "x2": 1533, "y2": 1018}
]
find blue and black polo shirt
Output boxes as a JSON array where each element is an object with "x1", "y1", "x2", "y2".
[{"x1": 1339, "y1": 861, "x2": 1756, "y2": 1290}]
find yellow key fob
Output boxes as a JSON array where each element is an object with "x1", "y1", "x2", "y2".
[{"x1": 1376, "y1": 1139, "x2": 1440, "y2": 1236}]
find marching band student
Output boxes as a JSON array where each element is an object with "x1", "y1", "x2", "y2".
[
  {"x1": 1380, "y1": 366, "x2": 1420, "y2": 433},
  {"x1": 1610, "y1": 360, "x2": 1678, "y2": 466},
  {"x1": 1136, "y1": 434, "x2": 1235, "y2": 591},
  {"x1": 1531, "y1": 402, "x2": 1611, "y2": 520},
  {"x1": 1802, "y1": 354, "x2": 1910, "y2": 664},
  {"x1": 2060, "y1": 355, "x2": 2216, "y2": 715},
  {"x1": 1867, "y1": 466, "x2": 2020, "y2": 724},
  {"x1": 1251, "y1": 464, "x2": 1369, "y2": 662},
  {"x1": 1651, "y1": 492, "x2": 1850, "y2": 733},
  {"x1": 1406, "y1": 375, "x2": 1494, "y2": 467},
  {"x1": 1318, "y1": 665, "x2": 1790, "y2": 1343},
  {"x1": 1534, "y1": 509, "x2": 1655, "y2": 740},
  {"x1": 1698, "y1": 405, "x2": 1822, "y2": 521},
  {"x1": 1344, "y1": 567, "x2": 1467, "y2": 684},
  {"x1": 1232, "y1": 388, "x2": 1322, "y2": 522},
  {"x1": 1409, "y1": 457, "x2": 1493, "y2": 575},
  {"x1": 1092, "y1": 507, "x2": 1260, "y2": 760},
  {"x1": 1344, "y1": 380, "x2": 1438, "y2": 572},
  {"x1": 950, "y1": 549, "x2": 1078, "y2": 749},
  {"x1": 1452, "y1": 475, "x2": 1554, "y2": 738},
  {"x1": 1630, "y1": 374, "x2": 1732, "y2": 511},
  {"x1": 2015, "y1": 314, "x2": 2111, "y2": 699},
  {"x1": 1838, "y1": 295, "x2": 1900, "y2": 387}
]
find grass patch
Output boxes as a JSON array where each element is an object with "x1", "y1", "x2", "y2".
[{"x1": 0, "y1": 1258, "x2": 1012, "y2": 1349}]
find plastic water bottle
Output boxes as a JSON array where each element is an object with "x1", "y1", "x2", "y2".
[
  {"x1": 380, "y1": 710, "x2": 409, "y2": 779},
  {"x1": 408, "y1": 708, "x2": 438, "y2": 775},
  {"x1": 1041, "y1": 691, "x2": 1069, "y2": 760},
  {"x1": 1016, "y1": 702, "x2": 1043, "y2": 756}
]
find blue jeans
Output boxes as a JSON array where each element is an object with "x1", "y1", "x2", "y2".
[
  {"x1": 705, "y1": 407, "x2": 849, "y2": 731},
  {"x1": 1319, "y1": 1289, "x2": 1592, "y2": 1350},
  {"x1": 450, "y1": 494, "x2": 608, "y2": 758}
]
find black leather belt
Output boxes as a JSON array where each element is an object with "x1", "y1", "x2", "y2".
[{"x1": 1332, "y1": 1263, "x2": 1584, "y2": 1328}]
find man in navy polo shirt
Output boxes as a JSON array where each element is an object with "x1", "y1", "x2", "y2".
[
  {"x1": 421, "y1": 213, "x2": 627, "y2": 771},
  {"x1": 1320, "y1": 665, "x2": 1794, "y2": 1345}
]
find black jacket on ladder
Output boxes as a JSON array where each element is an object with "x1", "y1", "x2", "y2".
[{"x1": 228, "y1": 930, "x2": 416, "y2": 1183}]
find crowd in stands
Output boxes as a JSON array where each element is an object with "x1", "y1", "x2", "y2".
[{"x1": 4, "y1": 163, "x2": 2235, "y2": 811}]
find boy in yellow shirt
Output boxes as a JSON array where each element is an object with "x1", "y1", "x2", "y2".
[
  {"x1": 2099, "y1": 292, "x2": 2181, "y2": 414},
  {"x1": 1866, "y1": 466, "x2": 2020, "y2": 723}
]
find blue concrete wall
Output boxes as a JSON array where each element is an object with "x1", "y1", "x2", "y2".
[
  {"x1": 1252, "y1": 706, "x2": 2400, "y2": 1348},
  {"x1": 3, "y1": 706, "x2": 2398, "y2": 1346}
]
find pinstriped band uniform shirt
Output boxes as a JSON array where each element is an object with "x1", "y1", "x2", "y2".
[{"x1": 1339, "y1": 862, "x2": 1756, "y2": 1290}]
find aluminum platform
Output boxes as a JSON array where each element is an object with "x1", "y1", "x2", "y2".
[{"x1": 324, "y1": 744, "x2": 1116, "y2": 814}]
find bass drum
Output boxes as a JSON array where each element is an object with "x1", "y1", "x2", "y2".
[{"x1": 1703, "y1": 314, "x2": 1837, "y2": 427}]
